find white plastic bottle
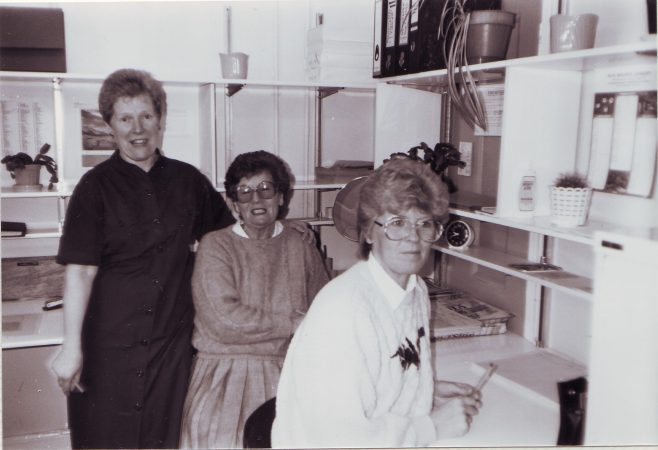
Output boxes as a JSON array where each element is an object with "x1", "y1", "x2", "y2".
[{"x1": 519, "y1": 168, "x2": 536, "y2": 212}]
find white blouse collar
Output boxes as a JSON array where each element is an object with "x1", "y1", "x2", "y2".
[{"x1": 232, "y1": 220, "x2": 283, "y2": 238}]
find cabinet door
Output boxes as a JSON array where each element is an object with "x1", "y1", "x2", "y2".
[
  {"x1": 2, "y1": 345, "x2": 68, "y2": 437},
  {"x1": 585, "y1": 233, "x2": 658, "y2": 445}
]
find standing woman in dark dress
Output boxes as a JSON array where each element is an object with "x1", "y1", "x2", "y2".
[{"x1": 50, "y1": 68, "x2": 236, "y2": 449}]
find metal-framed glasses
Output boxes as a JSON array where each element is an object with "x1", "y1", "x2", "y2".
[
  {"x1": 374, "y1": 216, "x2": 443, "y2": 243},
  {"x1": 235, "y1": 180, "x2": 277, "y2": 203}
]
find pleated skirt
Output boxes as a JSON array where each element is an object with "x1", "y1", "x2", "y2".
[{"x1": 180, "y1": 354, "x2": 283, "y2": 449}]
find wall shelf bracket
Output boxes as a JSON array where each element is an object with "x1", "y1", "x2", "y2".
[
  {"x1": 225, "y1": 83, "x2": 244, "y2": 97},
  {"x1": 318, "y1": 87, "x2": 343, "y2": 99}
]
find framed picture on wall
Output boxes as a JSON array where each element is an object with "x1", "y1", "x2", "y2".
[
  {"x1": 587, "y1": 90, "x2": 657, "y2": 197},
  {"x1": 80, "y1": 108, "x2": 114, "y2": 167}
]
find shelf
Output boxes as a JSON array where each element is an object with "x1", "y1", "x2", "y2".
[
  {"x1": 449, "y1": 207, "x2": 658, "y2": 246},
  {"x1": 1, "y1": 186, "x2": 72, "y2": 198},
  {"x1": 385, "y1": 40, "x2": 657, "y2": 92},
  {"x1": 299, "y1": 217, "x2": 334, "y2": 227},
  {"x1": 0, "y1": 71, "x2": 376, "y2": 91},
  {"x1": 2, "y1": 225, "x2": 62, "y2": 240},
  {"x1": 3, "y1": 180, "x2": 351, "y2": 197},
  {"x1": 433, "y1": 243, "x2": 593, "y2": 300}
]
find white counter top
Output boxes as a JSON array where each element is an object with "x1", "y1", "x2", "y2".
[
  {"x1": 431, "y1": 334, "x2": 587, "y2": 447},
  {"x1": 2, "y1": 299, "x2": 64, "y2": 349}
]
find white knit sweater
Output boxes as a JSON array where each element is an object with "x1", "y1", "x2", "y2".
[{"x1": 271, "y1": 255, "x2": 436, "y2": 448}]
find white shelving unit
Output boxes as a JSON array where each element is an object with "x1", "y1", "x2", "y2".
[
  {"x1": 376, "y1": 40, "x2": 657, "y2": 307},
  {"x1": 375, "y1": 38, "x2": 657, "y2": 443}
]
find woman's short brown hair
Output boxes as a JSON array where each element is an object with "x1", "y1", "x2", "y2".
[
  {"x1": 357, "y1": 158, "x2": 449, "y2": 258},
  {"x1": 224, "y1": 150, "x2": 294, "y2": 220},
  {"x1": 98, "y1": 68, "x2": 167, "y2": 124}
]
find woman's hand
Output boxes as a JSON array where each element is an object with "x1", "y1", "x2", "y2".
[
  {"x1": 50, "y1": 264, "x2": 97, "y2": 395},
  {"x1": 51, "y1": 345, "x2": 84, "y2": 395},
  {"x1": 284, "y1": 220, "x2": 316, "y2": 245},
  {"x1": 430, "y1": 380, "x2": 482, "y2": 439}
]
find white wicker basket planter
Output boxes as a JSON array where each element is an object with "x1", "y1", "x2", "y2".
[{"x1": 550, "y1": 186, "x2": 592, "y2": 227}]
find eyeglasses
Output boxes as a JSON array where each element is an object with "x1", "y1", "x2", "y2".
[
  {"x1": 373, "y1": 216, "x2": 443, "y2": 243},
  {"x1": 235, "y1": 180, "x2": 277, "y2": 203}
]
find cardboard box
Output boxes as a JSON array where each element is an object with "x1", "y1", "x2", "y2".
[{"x1": 0, "y1": 6, "x2": 66, "y2": 72}]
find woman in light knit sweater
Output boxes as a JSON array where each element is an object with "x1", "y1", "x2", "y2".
[
  {"x1": 272, "y1": 158, "x2": 481, "y2": 448},
  {"x1": 180, "y1": 150, "x2": 329, "y2": 448}
]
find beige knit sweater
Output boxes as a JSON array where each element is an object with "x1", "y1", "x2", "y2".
[{"x1": 190, "y1": 225, "x2": 329, "y2": 357}]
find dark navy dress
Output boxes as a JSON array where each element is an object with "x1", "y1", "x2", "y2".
[{"x1": 57, "y1": 151, "x2": 234, "y2": 448}]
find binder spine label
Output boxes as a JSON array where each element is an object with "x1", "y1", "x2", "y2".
[
  {"x1": 373, "y1": 0, "x2": 383, "y2": 77},
  {"x1": 386, "y1": 0, "x2": 397, "y2": 49},
  {"x1": 399, "y1": 0, "x2": 410, "y2": 45}
]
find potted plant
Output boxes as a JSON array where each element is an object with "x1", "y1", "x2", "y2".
[
  {"x1": 1, "y1": 143, "x2": 58, "y2": 191},
  {"x1": 550, "y1": 172, "x2": 592, "y2": 227},
  {"x1": 438, "y1": 0, "x2": 516, "y2": 130},
  {"x1": 385, "y1": 141, "x2": 466, "y2": 193}
]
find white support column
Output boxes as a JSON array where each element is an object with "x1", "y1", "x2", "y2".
[
  {"x1": 52, "y1": 77, "x2": 65, "y2": 189},
  {"x1": 523, "y1": 232, "x2": 545, "y2": 345}
]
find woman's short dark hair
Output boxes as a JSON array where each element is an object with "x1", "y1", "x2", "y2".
[
  {"x1": 356, "y1": 158, "x2": 449, "y2": 259},
  {"x1": 98, "y1": 68, "x2": 167, "y2": 124},
  {"x1": 224, "y1": 150, "x2": 294, "y2": 219}
]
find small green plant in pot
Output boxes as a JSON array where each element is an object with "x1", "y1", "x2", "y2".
[
  {"x1": 550, "y1": 172, "x2": 592, "y2": 227},
  {"x1": 384, "y1": 141, "x2": 466, "y2": 193},
  {"x1": 1, "y1": 143, "x2": 58, "y2": 191}
]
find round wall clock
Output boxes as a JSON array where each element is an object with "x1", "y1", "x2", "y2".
[{"x1": 445, "y1": 220, "x2": 474, "y2": 249}]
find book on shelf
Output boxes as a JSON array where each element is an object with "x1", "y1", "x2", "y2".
[
  {"x1": 430, "y1": 302, "x2": 486, "y2": 340},
  {"x1": 436, "y1": 293, "x2": 514, "y2": 326},
  {"x1": 428, "y1": 285, "x2": 514, "y2": 340},
  {"x1": 1, "y1": 221, "x2": 27, "y2": 237}
]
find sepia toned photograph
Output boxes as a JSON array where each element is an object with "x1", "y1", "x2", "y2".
[{"x1": 1, "y1": 0, "x2": 656, "y2": 449}]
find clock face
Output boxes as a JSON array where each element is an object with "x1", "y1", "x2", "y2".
[{"x1": 445, "y1": 220, "x2": 474, "y2": 249}]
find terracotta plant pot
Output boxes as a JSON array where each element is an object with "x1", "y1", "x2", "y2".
[
  {"x1": 466, "y1": 10, "x2": 516, "y2": 64},
  {"x1": 12, "y1": 164, "x2": 42, "y2": 191}
]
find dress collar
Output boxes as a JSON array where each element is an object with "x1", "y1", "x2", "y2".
[
  {"x1": 366, "y1": 253, "x2": 418, "y2": 311},
  {"x1": 232, "y1": 220, "x2": 283, "y2": 239},
  {"x1": 110, "y1": 149, "x2": 165, "y2": 172}
]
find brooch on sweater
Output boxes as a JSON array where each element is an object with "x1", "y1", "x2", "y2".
[{"x1": 391, "y1": 327, "x2": 425, "y2": 370}]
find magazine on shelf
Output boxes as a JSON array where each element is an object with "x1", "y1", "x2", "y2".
[
  {"x1": 430, "y1": 302, "x2": 484, "y2": 340},
  {"x1": 436, "y1": 294, "x2": 514, "y2": 326},
  {"x1": 426, "y1": 282, "x2": 514, "y2": 340}
]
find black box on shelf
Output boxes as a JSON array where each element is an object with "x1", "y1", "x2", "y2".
[
  {"x1": 0, "y1": 6, "x2": 67, "y2": 72},
  {"x1": 1, "y1": 221, "x2": 27, "y2": 237}
]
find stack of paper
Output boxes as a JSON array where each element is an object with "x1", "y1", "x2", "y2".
[
  {"x1": 428, "y1": 287, "x2": 514, "y2": 341},
  {"x1": 437, "y1": 295, "x2": 514, "y2": 327},
  {"x1": 430, "y1": 302, "x2": 485, "y2": 340}
]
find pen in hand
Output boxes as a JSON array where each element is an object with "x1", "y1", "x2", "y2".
[{"x1": 474, "y1": 363, "x2": 498, "y2": 393}]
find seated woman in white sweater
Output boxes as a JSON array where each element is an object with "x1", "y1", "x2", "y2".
[{"x1": 272, "y1": 158, "x2": 481, "y2": 448}]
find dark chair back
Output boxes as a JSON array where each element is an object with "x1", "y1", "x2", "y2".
[{"x1": 243, "y1": 397, "x2": 276, "y2": 449}]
